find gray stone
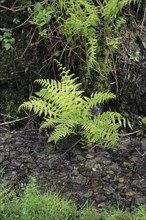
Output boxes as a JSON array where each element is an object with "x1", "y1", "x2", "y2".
[
  {"x1": 103, "y1": 186, "x2": 115, "y2": 195},
  {"x1": 102, "y1": 159, "x2": 111, "y2": 165},
  {"x1": 72, "y1": 175, "x2": 87, "y2": 185},
  {"x1": 2, "y1": 160, "x2": 10, "y2": 166},
  {"x1": 57, "y1": 172, "x2": 68, "y2": 178},
  {"x1": 94, "y1": 194, "x2": 106, "y2": 203},
  {"x1": 85, "y1": 156, "x2": 111, "y2": 168},
  {"x1": 72, "y1": 169, "x2": 79, "y2": 176},
  {"x1": 0, "y1": 155, "x2": 4, "y2": 163},
  {"x1": 86, "y1": 153, "x2": 95, "y2": 159},
  {"x1": 135, "y1": 195, "x2": 145, "y2": 205},
  {"x1": 75, "y1": 155, "x2": 85, "y2": 162},
  {"x1": 84, "y1": 189, "x2": 93, "y2": 198},
  {"x1": 26, "y1": 162, "x2": 37, "y2": 169},
  {"x1": 108, "y1": 163, "x2": 119, "y2": 172},
  {"x1": 78, "y1": 189, "x2": 93, "y2": 198}
]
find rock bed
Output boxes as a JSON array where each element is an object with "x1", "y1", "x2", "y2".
[{"x1": 0, "y1": 127, "x2": 146, "y2": 210}]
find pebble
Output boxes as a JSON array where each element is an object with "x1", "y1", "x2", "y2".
[
  {"x1": 86, "y1": 153, "x2": 95, "y2": 159},
  {"x1": 73, "y1": 175, "x2": 87, "y2": 185},
  {"x1": 79, "y1": 189, "x2": 93, "y2": 198}
]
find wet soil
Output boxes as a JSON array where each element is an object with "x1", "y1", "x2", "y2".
[{"x1": 0, "y1": 127, "x2": 146, "y2": 210}]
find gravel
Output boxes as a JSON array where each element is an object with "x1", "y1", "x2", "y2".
[{"x1": 0, "y1": 127, "x2": 146, "y2": 209}]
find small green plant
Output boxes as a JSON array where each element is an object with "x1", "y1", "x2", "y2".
[
  {"x1": 132, "y1": 205, "x2": 146, "y2": 220},
  {"x1": 19, "y1": 61, "x2": 127, "y2": 147},
  {"x1": 128, "y1": 51, "x2": 140, "y2": 61},
  {"x1": 103, "y1": 0, "x2": 140, "y2": 20},
  {"x1": 106, "y1": 37, "x2": 121, "y2": 50},
  {"x1": 29, "y1": 2, "x2": 54, "y2": 37},
  {"x1": 0, "y1": 30, "x2": 15, "y2": 50},
  {"x1": 139, "y1": 117, "x2": 146, "y2": 130},
  {"x1": 0, "y1": 180, "x2": 77, "y2": 220},
  {"x1": 13, "y1": 18, "x2": 21, "y2": 25}
]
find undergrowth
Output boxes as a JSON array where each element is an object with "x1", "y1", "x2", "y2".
[
  {"x1": 52, "y1": 0, "x2": 141, "y2": 85},
  {"x1": 0, "y1": 180, "x2": 146, "y2": 220},
  {"x1": 27, "y1": 0, "x2": 141, "y2": 87}
]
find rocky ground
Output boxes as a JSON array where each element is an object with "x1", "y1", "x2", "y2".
[{"x1": 0, "y1": 127, "x2": 146, "y2": 210}]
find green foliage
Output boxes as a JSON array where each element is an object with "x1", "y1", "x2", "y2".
[
  {"x1": 0, "y1": 30, "x2": 15, "y2": 50},
  {"x1": 128, "y1": 51, "x2": 140, "y2": 61},
  {"x1": 132, "y1": 205, "x2": 146, "y2": 220},
  {"x1": 19, "y1": 61, "x2": 126, "y2": 147},
  {"x1": 0, "y1": 180, "x2": 146, "y2": 220},
  {"x1": 29, "y1": 2, "x2": 54, "y2": 37},
  {"x1": 103, "y1": 0, "x2": 140, "y2": 19},
  {"x1": 51, "y1": 0, "x2": 140, "y2": 87},
  {"x1": 13, "y1": 18, "x2": 21, "y2": 25},
  {"x1": 0, "y1": 180, "x2": 77, "y2": 220},
  {"x1": 53, "y1": 0, "x2": 100, "y2": 74},
  {"x1": 106, "y1": 37, "x2": 121, "y2": 50},
  {"x1": 139, "y1": 117, "x2": 146, "y2": 130},
  {"x1": 96, "y1": 205, "x2": 146, "y2": 219}
]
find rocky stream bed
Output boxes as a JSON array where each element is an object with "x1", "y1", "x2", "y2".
[{"x1": 0, "y1": 127, "x2": 146, "y2": 210}]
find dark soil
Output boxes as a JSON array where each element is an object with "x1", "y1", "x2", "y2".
[{"x1": 0, "y1": 127, "x2": 146, "y2": 210}]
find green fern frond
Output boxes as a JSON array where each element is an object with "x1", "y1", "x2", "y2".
[
  {"x1": 89, "y1": 92, "x2": 116, "y2": 107},
  {"x1": 53, "y1": 0, "x2": 100, "y2": 74},
  {"x1": 103, "y1": 0, "x2": 140, "y2": 19},
  {"x1": 18, "y1": 98, "x2": 48, "y2": 116},
  {"x1": 80, "y1": 111, "x2": 122, "y2": 147},
  {"x1": 86, "y1": 38, "x2": 97, "y2": 72},
  {"x1": 48, "y1": 125, "x2": 70, "y2": 143},
  {"x1": 48, "y1": 120, "x2": 77, "y2": 143},
  {"x1": 19, "y1": 61, "x2": 128, "y2": 148}
]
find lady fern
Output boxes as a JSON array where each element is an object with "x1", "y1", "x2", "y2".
[
  {"x1": 52, "y1": 0, "x2": 99, "y2": 74},
  {"x1": 19, "y1": 61, "x2": 126, "y2": 147},
  {"x1": 103, "y1": 0, "x2": 140, "y2": 19}
]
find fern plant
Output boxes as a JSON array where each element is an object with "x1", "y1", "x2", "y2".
[
  {"x1": 51, "y1": 0, "x2": 141, "y2": 85},
  {"x1": 103, "y1": 0, "x2": 140, "y2": 19},
  {"x1": 52, "y1": 0, "x2": 99, "y2": 74},
  {"x1": 19, "y1": 61, "x2": 126, "y2": 147}
]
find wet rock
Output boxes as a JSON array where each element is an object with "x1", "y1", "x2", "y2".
[
  {"x1": 134, "y1": 195, "x2": 146, "y2": 205},
  {"x1": 94, "y1": 194, "x2": 107, "y2": 203},
  {"x1": 106, "y1": 170, "x2": 114, "y2": 175},
  {"x1": 86, "y1": 153, "x2": 95, "y2": 159},
  {"x1": 97, "y1": 202, "x2": 106, "y2": 208},
  {"x1": 103, "y1": 186, "x2": 115, "y2": 195},
  {"x1": 79, "y1": 189, "x2": 93, "y2": 198},
  {"x1": 108, "y1": 163, "x2": 119, "y2": 172},
  {"x1": 72, "y1": 175, "x2": 88, "y2": 185},
  {"x1": 102, "y1": 159, "x2": 111, "y2": 165},
  {"x1": 57, "y1": 171, "x2": 68, "y2": 179},
  {"x1": 72, "y1": 168, "x2": 79, "y2": 176},
  {"x1": 0, "y1": 155, "x2": 4, "y2": 164},
  {"x1": 2, "y1": 160, "x2": 10, "y2": 166},
  {"x1": 0, "y1": 128, "x2": 145, "y2": 210},
  {"x1": 75, "y1": 155, "x2": 85, "y2": 162},
  {"x1": 26, "y1": 162, "x2": 37, "y2": 169},
  {"x1": 85, "y1": 157, "x2": 104, "y2": 168}
]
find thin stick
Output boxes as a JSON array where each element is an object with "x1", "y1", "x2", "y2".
[
  {"x1": 118, "y1": 130, "x2": 141, "y2": 136},
  {"x1": 0, "y1": 116, "x2": 31, "y2": 126},
  {"x1": 135, "y1": 148, "x2": 146, "y2": 157}
]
